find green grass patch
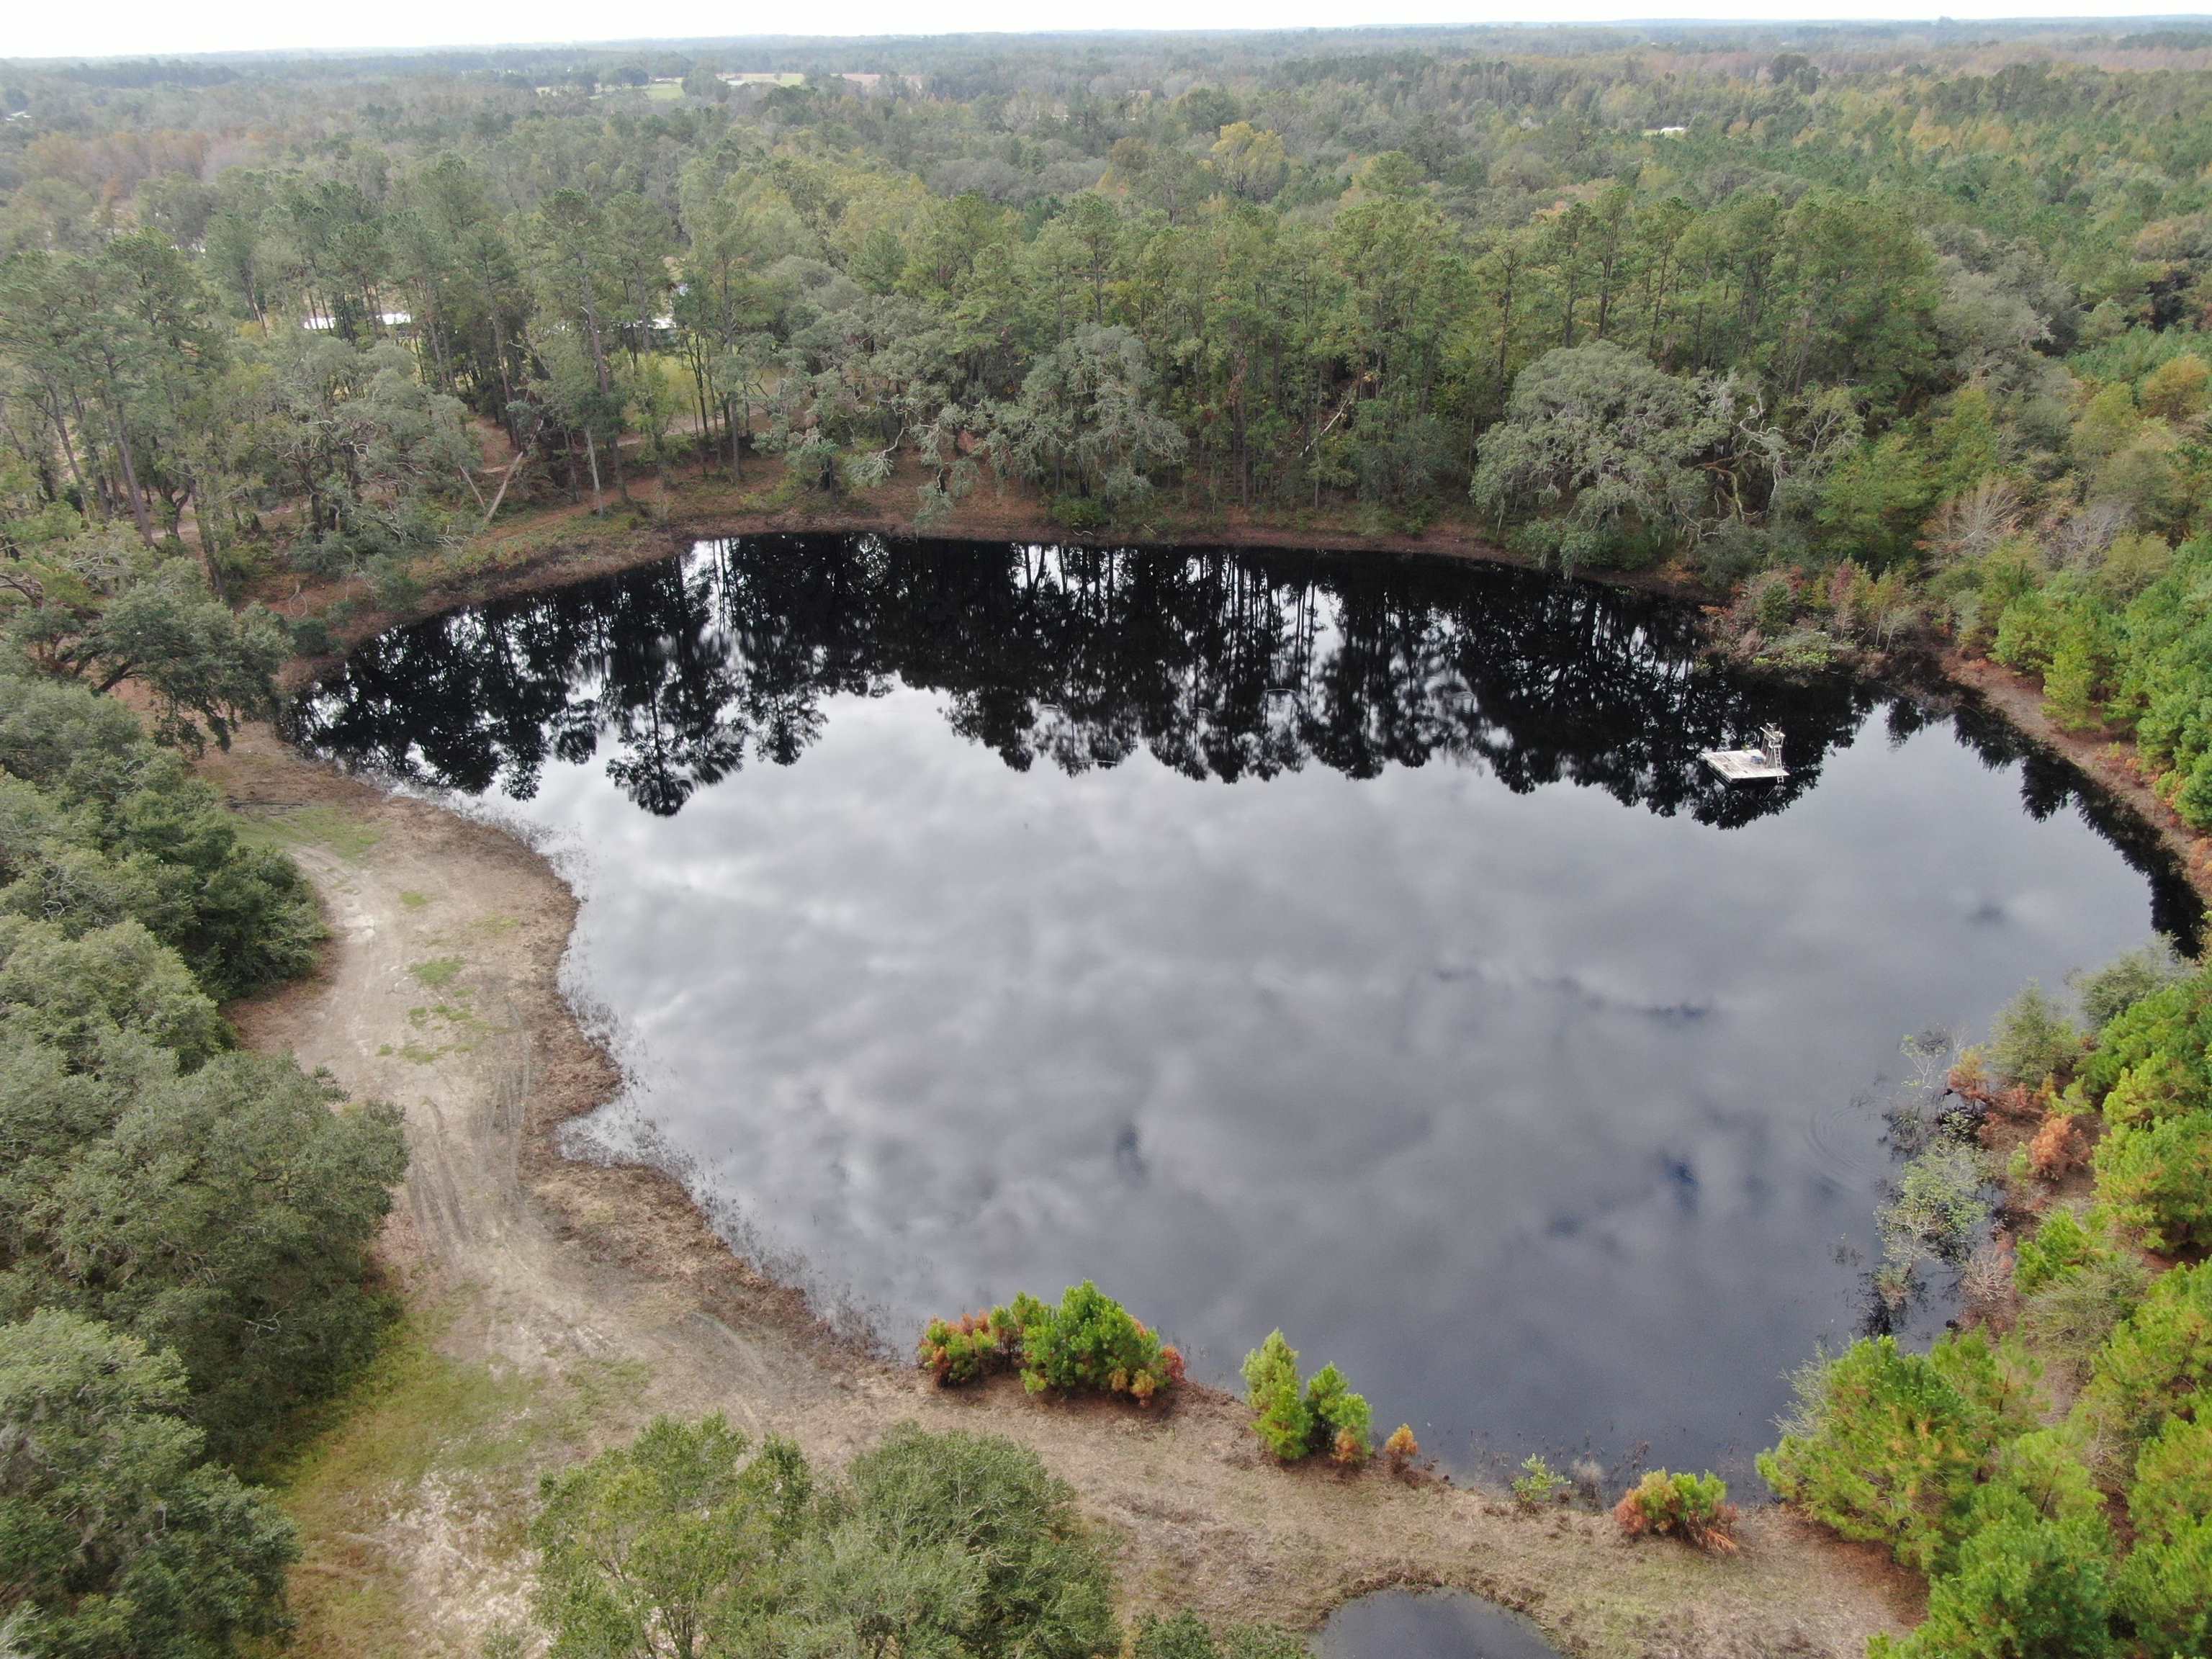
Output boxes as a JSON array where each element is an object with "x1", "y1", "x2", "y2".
[
  {"x1": 235, "y1": 804, "x2": 383, "y2": 863},
  {"x1": 398, "y1": 890, "x2": 431, "y2": 910},
  {"x1": 256, "y1": 1298, "x2": 651, "y2": 1659},
  {"x1": 253, "y1": 1305, "x2": 550, "y2": 1658},
  {"x1": 408, "y1": 956, "x2": 464, "y2": 989}
]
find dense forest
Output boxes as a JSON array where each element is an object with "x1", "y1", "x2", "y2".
[
  {"x1": 12, "y1": 21, "x2": 2212, "y2": 781},
  {"x1": 5, "y1": 19, "x2": 2212, "y2": 1659}
]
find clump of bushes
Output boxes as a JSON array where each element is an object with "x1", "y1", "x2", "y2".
[
  {"x1": 1867, "y1": 1478, "x2": 2116, "y2": 1659},
  {"x1": 1757, "y1": 1331, "x2": 2042, "y2": 1575},
  {"x1": 1239, "y1": 1331, "x2": 1371, "y2": 1463},
  {"x1": 535, "y1": 1418, "x2": 1121, "y2": 1659},
  {"x1": 919, "y1": 1292, "x2": 1048, "y2": 1385},
  {"x1": 0, "y1": 664, "x2": 405, "y2": 1655},
  {"x1": 919, "y1": 1282, "x2": 1184, "y2": 1405},
  {"x1": 1023, "y1": 1281, "x2": 1185, "y2": 1403},
  {"x1": 1613, "y1": 1470, "x2": 1738, "y2": 1553}
]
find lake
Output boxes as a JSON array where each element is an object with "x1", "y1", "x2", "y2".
[{"x1": 295, "y1": 534, "x2": 2198, "y2": 1478}]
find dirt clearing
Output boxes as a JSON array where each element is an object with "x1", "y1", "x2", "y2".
[{"x1": 205, "y1": 724, "x2": 1918, "y2": 1659}]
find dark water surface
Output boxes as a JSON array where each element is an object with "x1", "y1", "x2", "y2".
[
  {"x1": 297, "y1": 536, "x2": 2197, "y2": 1476},
  {"x1": 1318, "y1": 1591, "x2": 1561, "y2": 1659}
]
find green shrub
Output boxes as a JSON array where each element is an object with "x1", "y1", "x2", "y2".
[
  {"x1": 1992, "y1": 591, "x2": 2060, "y2": 675},
  {"x1": 1017, "y1": 1282, "x2": 1182, "y2": 1404},
  {"x1": 2093, "y1": 1051, "x2": 2198, "y2": 1130},
  {"x1": 2092, "y1": 1110, "x2": 2212, "y2": 1253},
  {"x1": 0, "y1": 673, "x2": 321, "y2": 1000},
  {"x1": 1134, "y1": 1612, "x2": 1223, "y2": 1659},
  {"x1": 2113, "y1": 1518, "x2": 2212, "y2": 1659},
  {"x1": 0, "y1": 915, "x2": 228, "y2": 1069},
  {"x1": 2127, "y1": 1416, "x2": 2212, "y2": 1540},
  {"x1": 1241, "y1": 1331, "x2": 1312, "y2": 1461},
  {"x1": 2113, "y1": 1437, "x2": 2212, "y2": 1659},
  {"x1": 533, "y1": 1414, "x2": 807, "y2": 1654},
  {"x1": 2072, "y1": 942, "x2": 2190, "y2": 1030},
  {"x1": 917, "y1": 1284, "x2": 1185, "y2": 1403},
  {"x1": 2013, "y1": 1207, "x2": 2105, "y2": 1296},
  {"x1": 842, "y1": 1425, "x2": 1119, "y2": 1659},
  {"x1": 537, "y1": 1419, "x2": 1119, "y2": 1659},
  {"x1": 0, "y1": 1043, "x2": 407, "y2": 1459},
  {"x1": 368, "y1": 557, "x2": 425, "y2": 612},
  {"x1": 1302, "y1": 1363, "x2": 1372, "y2": 1464},
  {"x1": 1512, "y1": 1454, "x2": 1564, "y2": 1507},
  {"x1": 2084, "y1": 1259, "x2": 2212, "y2": 1447},
  {"x1": 1748, "y1": 569, "x2": 1797, "y2": 633},
  {"x1": 290, "y1": 615, "x2": 336, "y2": 657},
  {"x1": 1051, "y1": 493, "x2": 1110, "y2": 533},
  {"x1": 1987, "y1": 983, "x2": 2081, "y2": 1092},
  {"x1": 2074, "y1": 971, "x2": 2212, "y2": 1120},
  {"x1": 1612, "y1": 1469, "x2": 1737, "y2": 1552},
  {"x1": 1985, "y1": 1429, "x2": 2107, "y2": 1531},
  {"x1": 1758, "y1": 1333, "x2": 2041, "y2": 1574},
  {"x1": 1237, "y1": 1334, "x2": 1372, "y2": 1464},
  {"x1": 1868, "y1": 1485, "x2": 2114, "y2": 1659}
]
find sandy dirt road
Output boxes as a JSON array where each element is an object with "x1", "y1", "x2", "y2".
[{"x1": 207, "y1": 724, "x2": 1917, "y2": 1659}]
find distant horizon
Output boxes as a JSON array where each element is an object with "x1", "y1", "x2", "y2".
[{"x1": 9, "y1": 5, "x2": 2212, "y2": 68}]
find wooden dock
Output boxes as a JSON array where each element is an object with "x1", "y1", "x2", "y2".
[{"x1": 1701, "y1": 726, "x2": 1788, "y2": 781}]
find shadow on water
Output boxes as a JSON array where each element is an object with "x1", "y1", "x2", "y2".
[
  {"x1": 1317, "y1": 1591, "x2": 1561, "y2": 1659},
  {"x1": 292, "y1": 535, "x2": 2202, "y2": 1477}
]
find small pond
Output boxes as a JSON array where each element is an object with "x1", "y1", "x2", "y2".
[
  {"x1": 1318, "y1": 1591, "x2": 1560, "y2": 1659},
  {"x1": 295, "y1": 535, "x2": 2198, "y2": 1477}
]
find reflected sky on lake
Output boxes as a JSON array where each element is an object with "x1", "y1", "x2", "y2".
[{"x1": 299, "y1": 538, "x2": 2194, "y2": 1475}]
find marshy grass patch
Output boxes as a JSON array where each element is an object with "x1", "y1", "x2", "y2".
[{"x1": 235, "y1": 803, "x2": 384, "y2": 864}]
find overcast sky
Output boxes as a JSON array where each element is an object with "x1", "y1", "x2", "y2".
[{"x1": 6, "y1": 1, "x2": 2210, "y2": 63}]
